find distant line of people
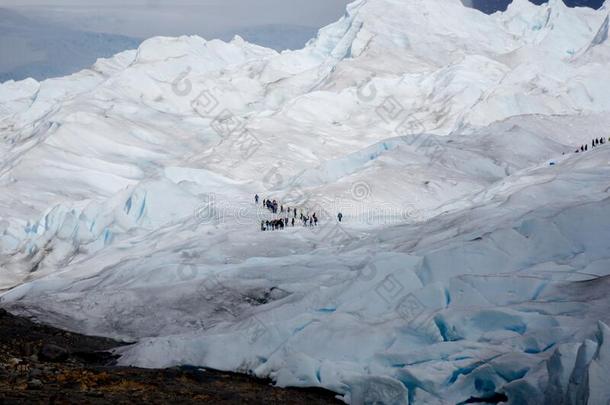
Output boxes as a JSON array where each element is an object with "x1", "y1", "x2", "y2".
[{"x1": 574, "y1": 137, "x2": 607, "y2": 153}]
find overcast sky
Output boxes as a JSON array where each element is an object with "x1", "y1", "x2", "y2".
[{"x1": 0, "y1": 0, "x2": 352, "y2": 40}]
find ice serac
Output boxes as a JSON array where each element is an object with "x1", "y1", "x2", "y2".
[
  {"x1": 544, "y1": 321, "x2": 610, "y2": 404},
  {"x1": 2, "y1": 0, "x2": 610, "y2": 404},
  {"x1": 591, "y1": 14, "x2": 609, "y2": 46}
]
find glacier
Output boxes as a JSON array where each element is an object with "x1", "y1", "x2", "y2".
[{"x1": 2, "y1": 0, "x2": 610, "y2": 403}]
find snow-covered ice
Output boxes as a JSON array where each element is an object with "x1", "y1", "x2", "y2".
[{"x1": 2, "y1": 0, "x2": 610, "y2": 403}]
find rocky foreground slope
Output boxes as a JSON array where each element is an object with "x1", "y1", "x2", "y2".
[{"x1": 0, "y1": 309, "x2": 339, "y2": 404}]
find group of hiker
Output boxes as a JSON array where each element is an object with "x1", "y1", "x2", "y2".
[
  {"x1": 574, "y1": 137, "x2": 608, "y2": 153},
  {"x1": 264, "y1": 218, "x2": 291, "y2": 230},
  {"x1": 261, "y1": 196, "x2": 281, "y2": 214},
  {"x1": 252, "y1": 135, "x2": 608, "y2": 232},
  {"x1": 255, "y1": 194, "x2": 343, "y2": 231}
]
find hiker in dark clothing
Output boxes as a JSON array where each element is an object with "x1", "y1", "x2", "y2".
[
  {"x1": 581, "y1": 145, "x2": 584, "y2": 152},
  {"x1": 294, "y1": 208, "x2": 297, "y2": 218},
  {"x1": 291, "y1": 217, "x2": 295, "y2": 227},
  {"x1": 261, "y1": 220, "x2": 265, "y2": 231},
  {"x1": 255, "y1": 194, "x2": 259, "y2": 204},
  {"x1": 338, "y1": 212, "x2": 343, "y2": 222},
  {"x1": 585, "y1": 144, "x2": 588, "y2": 151},
  {"x1": 313, "y1": 214, "x2": 318, "y2": 226}
]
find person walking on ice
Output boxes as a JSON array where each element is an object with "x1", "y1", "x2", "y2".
[{"x1": 338, "y1": 212, "x2": 343, "y2": 222}]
